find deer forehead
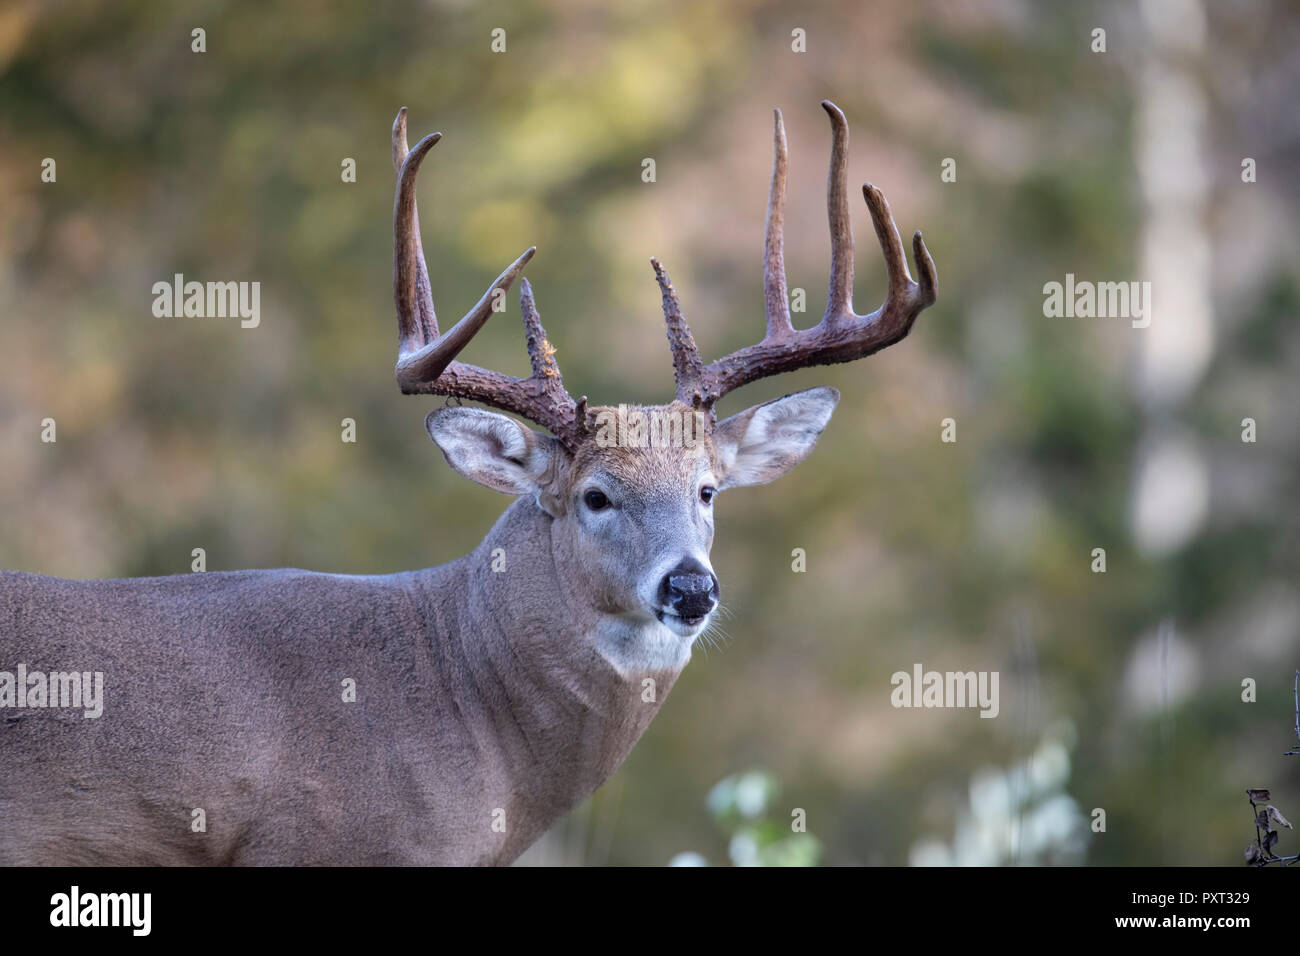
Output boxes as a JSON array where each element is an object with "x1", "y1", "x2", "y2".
[{"x1": 566, "y1": 403, "x2": 718, "y2": 496}]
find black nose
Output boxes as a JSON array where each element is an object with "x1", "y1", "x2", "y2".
[{"x1": 659, "y1": 559, "x2": 720, "y2": 622}]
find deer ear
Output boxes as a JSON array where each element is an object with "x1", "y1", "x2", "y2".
[
  {"x1": 426, "y1": 407, "x2": 565, "y2": 513},
  {"x1": 712, "y1": 386, "x2": 839, "y2": 489}
]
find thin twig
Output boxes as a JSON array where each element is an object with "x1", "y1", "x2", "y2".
[
  {"x1": 1244, "y1": 668, "x2": 1300, "y2": 865},
  {"x1": 1285, "y1": 669, "x2": 1300, "y2": 756}
]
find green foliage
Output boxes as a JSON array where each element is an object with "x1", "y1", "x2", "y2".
[{"x1": 669, "y1": 771, "x2": 821, "y2": 867}]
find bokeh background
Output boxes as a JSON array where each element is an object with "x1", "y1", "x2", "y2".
[{"x1": 2, "y1": 0, "x2": 1297, "y2": 865}]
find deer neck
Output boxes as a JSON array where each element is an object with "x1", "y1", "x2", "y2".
[{"x1": 419, "y1": 497, "x2": 684, "y2": 843}]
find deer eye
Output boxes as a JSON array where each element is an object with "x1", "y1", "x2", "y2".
[
  {"x1": 583, "y1": 489, "x2": 610, "y2": 511},
  {"x1": 699, "y1": 485, "x2": 716, "y2": 504}
]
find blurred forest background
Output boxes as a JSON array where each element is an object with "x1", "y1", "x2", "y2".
[{"x1": 1, "y1": 0, "x2": 1298, "y2": 865}]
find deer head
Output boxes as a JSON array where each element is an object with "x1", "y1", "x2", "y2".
[{"x1": 390, "y1": 101, "x2": 936, "y2": 674}]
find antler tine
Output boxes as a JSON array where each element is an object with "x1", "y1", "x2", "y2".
[
  {"x1": 651, "y1": 257, "x2": 707, "y2": 406},
  {"x1": 390, "y1": 109, "x2": 586, "y2": 449},
  {"x1": 393, "y1": 108, "x2": 439, "y2": 354},
  {"x1": 680, "y1": 101, "x2": 937, "y2": 408},
  {"x1": 764, "y1": 108, "x2": 793, "y2": 340},
  {"x1": 862, "y1": 183, "x2": 935, "y2": 308},
  {"x1": 518, "y1": 277, "x2": 558, "y2": 380},
  {"x1": 822, "y1": 100, "x2": 855, "y2": 322},
  {"x1": 657, "y1": 109, "x2": 795, "y2": 411},
  {"x1": 518, "y1": 278, "x2": 582, "y2": 428}
]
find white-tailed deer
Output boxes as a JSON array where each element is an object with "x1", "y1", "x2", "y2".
[{"x1": 0, "y1": 102, "x2": 935, "y2": 865}]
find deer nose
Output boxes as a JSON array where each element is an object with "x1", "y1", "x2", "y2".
[{"x1": 659, "y1": 559, "x2": 720, "y2": 622}]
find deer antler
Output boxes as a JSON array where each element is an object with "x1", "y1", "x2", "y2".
[
  {"x1": 391, "y1": 108, "x2": 588, "y2": 448},
  {"x1": 654, "y1": 100, "x2": 937, "y2": 413}
]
